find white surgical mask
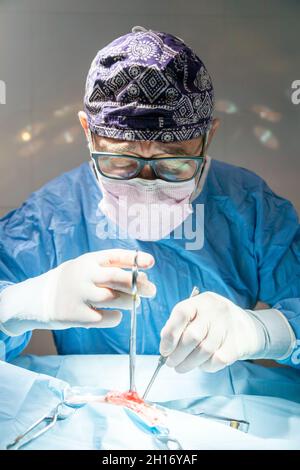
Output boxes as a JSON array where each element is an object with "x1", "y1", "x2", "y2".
[{"x1": 97, "y1": 174, "x2": 196, "y2": 241}]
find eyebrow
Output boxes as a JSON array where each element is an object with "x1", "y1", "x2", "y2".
[{"x1": 95, "y1": 142, "x2": 197, "y2": 156}]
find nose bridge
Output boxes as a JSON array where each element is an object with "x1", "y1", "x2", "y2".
[
  {"x1": 138, "y1": 139, "x2": 164, "y2": 157},
  {"x1": 134, "y1": 142, "x2": 157, "y2": 180},
  {"x1": 138, "y1": 159, "x2": 156, "y2": 180}
]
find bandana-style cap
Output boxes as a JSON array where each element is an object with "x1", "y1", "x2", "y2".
[{"x1": 84, "y1": 26, "x2": 214, "y2": 142}]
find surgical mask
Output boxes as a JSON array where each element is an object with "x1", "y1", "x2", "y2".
[{"x1": 96, "y1": 174, "x2": 196, "y2": 241}]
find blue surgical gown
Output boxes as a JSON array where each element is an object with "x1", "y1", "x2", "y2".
[{"x1": 0, "y1": 159, "x2": 300, "y2": 367}]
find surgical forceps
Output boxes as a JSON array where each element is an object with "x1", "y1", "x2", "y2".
[
  {"x1": 7, "y1": 403, "x2": 65, "y2": 450},
  {"x1": 6, "y1": 391, "x2": 87, "y2": 450},
  {"x1": 143, "y1": 286, "x2": 200, "y2": 400}
]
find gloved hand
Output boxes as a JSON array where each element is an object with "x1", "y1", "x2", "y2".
[
  {"x1": 0, "y1": 249, "x2": 156, "y2": 335},
  {"x1": 160, "y1": 291, "x2": 295, "y2": 373}
]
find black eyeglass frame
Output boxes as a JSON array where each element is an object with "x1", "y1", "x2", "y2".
[{"x1": 90, "y1": 132, "x2": 208, "y2": 183}]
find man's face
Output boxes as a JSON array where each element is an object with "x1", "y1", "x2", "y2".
[{"x1": 92, "y1": 134, "x2": 204, "y2": 180}]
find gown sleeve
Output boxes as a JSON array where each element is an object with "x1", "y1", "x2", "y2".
[
  {"x1": 0, "y1": 193, "x2": 55, "y2": 361},
  {"x1": 254, "y1": 179, "x2": 300, "y2": 368}
]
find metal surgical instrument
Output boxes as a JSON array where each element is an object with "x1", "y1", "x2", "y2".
[
  {"x1": 7, "y1": 403, "x2": 65, "y2": 450},
  {"x1": 143, "y1": 286, "x2": 200, "y2": 400},
  {"x1": 129, "y1": 250, "x2": 139, "y2": 392}
]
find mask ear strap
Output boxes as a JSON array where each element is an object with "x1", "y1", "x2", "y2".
[
  {"x1": 189, "y1": 130, "x2": 209, "y2": 203},
  {"x1": 87, "y1": 128, "x2": 94, "y2": 154},
  {"x1": 202, "y1": 131, "x2": 209, "y2": 155},
  {"x1": 87, "y1": 129, "x2": 100, "y2": 182}
]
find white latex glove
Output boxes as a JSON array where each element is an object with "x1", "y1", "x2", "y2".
[
  {"x1": 160, "y1": 291, "x2": 295, "y2": 373},
  {"x1": 0, "y1": 249, "x2": 156, "y2": 335}
]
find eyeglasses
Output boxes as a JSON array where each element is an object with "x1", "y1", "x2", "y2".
[
  {"x1": 90, "y1": 152, "x2": 205, "y2": 182},
  {"x1": 89, "y1": 131, "x2": 208, "y2": 182}
]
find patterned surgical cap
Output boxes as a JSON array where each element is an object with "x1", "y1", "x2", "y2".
[{"x1": 84, "y1": 26, "x2": 214, "y2": 142}]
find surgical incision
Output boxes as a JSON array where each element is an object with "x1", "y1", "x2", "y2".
[{"x1": 67, "y1": 389, "x2": 166, "y2": 426}]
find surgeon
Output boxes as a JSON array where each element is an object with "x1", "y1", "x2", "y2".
[{"x1": 0, "y1": 26, "x2": 300, "y2": 373}]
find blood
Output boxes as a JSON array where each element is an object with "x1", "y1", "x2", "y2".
[
  {"x1": 66, "y1": 389, "x2": 166, "y2": 426},
  {"x1": 105, "y1": 390, "x2": 144, "y2": 405},
  {"x1": 104, "y1": 390, "x2": 164, "y2": 425}
]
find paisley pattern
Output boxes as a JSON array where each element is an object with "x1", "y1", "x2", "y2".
[{"x1": 84, "y1": 27, "x2": 214, "y2": 142}]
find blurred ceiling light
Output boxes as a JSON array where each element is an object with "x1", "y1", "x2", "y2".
[
  {"x1": 18, "y1": 122, "x2": 46, "y2": 143},
  {"x1": 21, "y1": 130, "x2": 32, "y2": 142},
  {"x1": 64, "y1": 131, "x2": 74, "y2": 143},
  {"x1": 252, "y1": 105, "x2": 281, "y2": 123},
  {"x1": 253, "y1": 126, "x2": 279, "y2": 150},
  {"x1": 215, "y1": 99, "x2": 238, "y2": 114},
  {"x1": 54, "y1": 126, "x2": 79, "y2": 145}
]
